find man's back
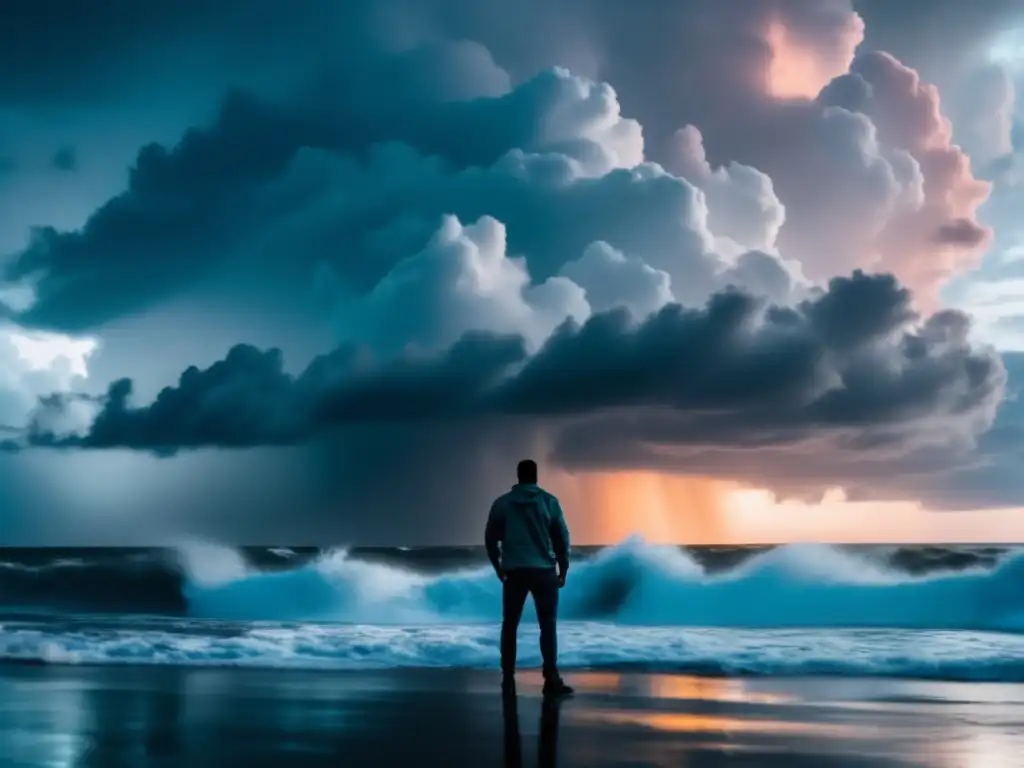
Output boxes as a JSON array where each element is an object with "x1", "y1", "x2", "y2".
[
  {"x1": 486, "y1": 483, "x2": 570, "y2": 573},
  {"x1": 486, "y1": 460, "x2": 574, "y2": 697}
]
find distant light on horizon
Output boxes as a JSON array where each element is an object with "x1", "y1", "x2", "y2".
[{"x1": 556, "y1": 471, "x2": 1024, "y2": 545}]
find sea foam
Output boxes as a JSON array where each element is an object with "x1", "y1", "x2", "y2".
[{"x1": 182, "y1": 538, "x2": 1024, "y2": 632}]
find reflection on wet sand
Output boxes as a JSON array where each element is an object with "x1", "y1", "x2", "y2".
[
  {"x1": 530, "y1": 670, "x2": 1024, "y2": 766},
  {"x1": 581, "y1": 708, "x2": 865, "y2": 737},
  {"x1": 566, "y1": 671, "x2": 793, "y2": 704},
  {"x1": 568, "y1": 672, "x2": 862, "y2": 740},
  {"x1": 2, "y1": 666, "x2": 1023, "y2": 767},
  {"x1": 501, "y1": 691, "x2": 561, "y2": 768}
]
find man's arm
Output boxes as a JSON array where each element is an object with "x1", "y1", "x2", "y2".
[
  {"x1": 484, "y1": 500, "x2": 505, "y2": 579},
  {"x1": 549, "y1": 497, "x2": 571, "y2": 581}
]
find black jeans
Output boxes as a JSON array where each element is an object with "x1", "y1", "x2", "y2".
[{"x1": 501, "y1": 567, "x2": 560, "y2": 681}]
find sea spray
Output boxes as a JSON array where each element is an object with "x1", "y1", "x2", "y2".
[
  {"x1": 5, "y1": 539, "x2": 1024, "y2": 678},
  {"x1": 174, "y1": 539, "x2": 250, "y2": 586},
  {"x1": 2, "y1": 539, "x2": 1022, "y2": 631},
  {"x1": 180, "y1": 538, "x2": 1024, "y2": 632}
]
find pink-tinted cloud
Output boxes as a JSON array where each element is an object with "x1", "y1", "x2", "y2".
[
  {"x1": 755, "y1": 20, "x2": 993, "y2": 303},
  {"x1": 763, "y1": 11, "x2": 863, "y2": 100},
  {"x1": 701, "y1": 45, "x2": 993, "y2": 304},
  {"x1": 845, "y1": 52, "x2": 993, "y2": 302}
]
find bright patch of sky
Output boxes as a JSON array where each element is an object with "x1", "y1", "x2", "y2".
[{"x1": 942, "y1": 36, "x2": 1024, "y2": 350}]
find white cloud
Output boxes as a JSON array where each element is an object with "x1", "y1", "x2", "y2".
[
  {"x1": 332, "y1": 214, "x2": 589, "y2": 354},
  {"x1": 666, "y1": 125, "x2": 786, "y2": 255},
  {"x1": 0, "y1": 324, "x2": 98, "y2": 428},
  {"x1": 559, "y1": 241, "x2": 672, "y2": 319},
  {"x1": 536, "y1": 67, "x2": 645, "y2": 176}
]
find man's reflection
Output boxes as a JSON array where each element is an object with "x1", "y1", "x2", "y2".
[
  {"x1": 502, "y1": 691, "x2": 522, "y2": 766},
  {"x1": 538, "y1": 696, "x2": 561, "y2": 768},
  {"x1": 502, "y1": 691, "x2": 562, "y2": 767}
]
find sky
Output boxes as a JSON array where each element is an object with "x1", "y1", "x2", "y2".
[{"x1": 3, "y1": 0, "x2": 1024, "y2": 546}]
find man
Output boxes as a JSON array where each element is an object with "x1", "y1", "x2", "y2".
[{"x1": 485, "y1": 459, "x2": 574, "y2": 697}]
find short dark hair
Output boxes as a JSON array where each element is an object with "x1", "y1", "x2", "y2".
[{"x1": 516, "y1": 459, "x2": 538, "y2": 484}]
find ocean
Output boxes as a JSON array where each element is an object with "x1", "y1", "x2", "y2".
[{"x1": 2, "y1": 540, "x2": 1023, "y2": 680}]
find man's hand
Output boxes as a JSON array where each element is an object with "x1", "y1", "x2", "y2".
[
  {"x1": 497, "y1": 569, "x2": 507, "y2": 583},
  {"x1": 558, "y1": 573, "x2": 566, "y2": 589}
]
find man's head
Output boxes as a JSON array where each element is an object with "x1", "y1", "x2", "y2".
[{"x1": 516, "y1": 459, "x2": 538, "y2": 485}]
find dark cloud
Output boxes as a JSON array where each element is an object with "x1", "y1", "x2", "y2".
[
  {"x1": 18, "y1": 273, "x2": 1005, "y2": 506},
  {"x1": 4, "y1": 91, "x2": 329, "y2": 329},
  {"x1": 2, "y1": 0, "x2": 1022, "y2": 544},
  {"x1": 0, "y1": 0, "x2": 360, "y2": 106},
  {"x1": 904, "y1": 352, "x2": 1024, "y2": 510},
  {"x1": 56, "y1": 333, "x2": 523, "y2": 452},
  {"x1": 528, "y1": 350, "x2": 1024, "y2": 512},
  {"x1": 2, "y1": 64, "x2": 640, "y2": 330},
  {"x1": 50, "y1": 146, "x2": 77, "y2": 172},
  {"x1": 2, "y1": 0, "x2": 994, "y2": 337},
  {"x1": 8, "y1": 63, "x2": 794, "y2": 334},
  {"x1": 934, "y1": 219, "x2": 991, "y2": 248},
  {"x1": 5, "y1": 0, "x2": 1019, "y2": 110}
]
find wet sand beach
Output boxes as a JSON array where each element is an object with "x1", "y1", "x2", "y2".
[{"x1": 2, "y1": 665, "x2": 1023, "y2": 766}]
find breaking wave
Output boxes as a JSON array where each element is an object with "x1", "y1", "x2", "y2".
[
  {"x1": 2, "y1": 539, "x2": 1022, "y2": 631},
  {"x1": 176, "y1": 539, "x2": 1024, "y2": 631},
  {"x1": 5, "y1": 540, "x2": 1024, "y2": 679}
]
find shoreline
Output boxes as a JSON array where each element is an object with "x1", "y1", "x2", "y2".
[
  {"x1": 2, "y1": 664, "x2": 1023, "y2": 766},
  {"x1": 5, "y1": 616, "x2": 1024, "y2": 684},
  {"x1": 5, "y1": 655, "x2": 1024, "y2": 686}
]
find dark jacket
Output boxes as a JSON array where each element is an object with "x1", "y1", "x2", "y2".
[{"x1": 485, "y1": 483, "x2": 571, "y2": 575}]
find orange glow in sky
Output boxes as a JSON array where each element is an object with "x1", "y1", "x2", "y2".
[
  {"x1": 552, "y1": 471, "x2": 734, "y2": 545},
  {"x1": 550, "y1": 471, "x2": 1024, "y2": 544},
  {"x1": 763, "y1": 17, "x2": 862, "y2": 101},
  {"x1": 764, "y1": 21, "x2": 829, "y2": 99},
  {"x1": 726, "y1": 486, "x2": 1024, "y2": 544}
]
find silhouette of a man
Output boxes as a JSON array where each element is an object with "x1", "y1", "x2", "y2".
[{"x1": 485, "y1": 459, "x2": 574, "y2": 697}]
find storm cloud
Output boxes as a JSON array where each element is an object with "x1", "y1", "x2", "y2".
[
  {"x1": 3, "y1": 0, "x2": 1024, "y2": 543},
  {"x1": 0, "y1": 0, "x2": 996, "y2": 334},
  {"x1": 21, "y1": 271, "x2": 1005, "y2": 502}
]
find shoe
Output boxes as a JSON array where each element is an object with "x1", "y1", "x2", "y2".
[
  {"x1": 542, "y1": 679, "x2": 574, "y2": 697},
  {"x1": 502, "y1": 675, "x2": 516, "y2": 695}
]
